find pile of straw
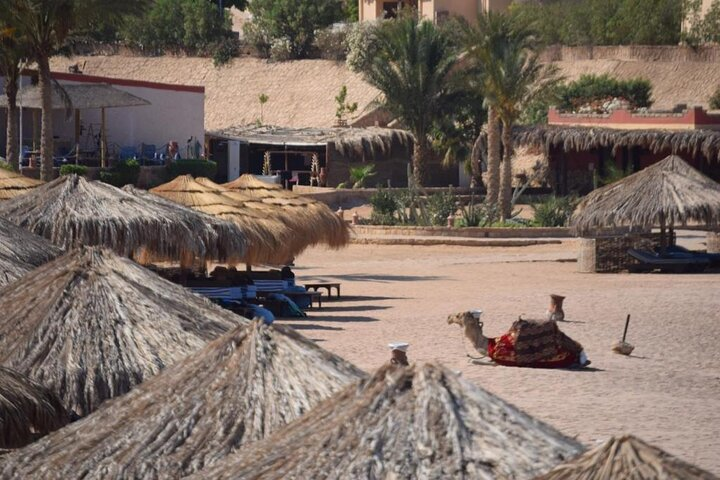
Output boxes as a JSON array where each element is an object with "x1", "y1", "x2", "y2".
[
  {"x1": 0, "y1": 247, "x2": 247, "y2": 417},
  {"x1": 0, "y1": 321, "x2": 363, "y2": 479},
  {"x1": 191, "y1": 363, "x2": 584, "y2": 479},
  {"x1": 0, "y1": 367, "x2": 68, "y2": 449},
  {"x1": 0, "y1": 216, "x2": 62, "y2": 288},
  {"x1": 0, "y1": 168, "x2": 43, "y2": 201}
]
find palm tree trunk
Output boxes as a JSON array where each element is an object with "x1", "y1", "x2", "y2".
[
  {"x1": 4, "y1": 75, "x2": 19, "y2": 171},
  {"x1": 499, "y1": 118, "x2": 514, "y2": 221},
  {"x1": 412, "y1": 136, "x2": 430, "y2": 188},
  {"x1": 485, "y1": 106, "x2": 500, "y2": 206},
  {"x1": 38, "y1": 55, "x2": 54, "y2": 181}
]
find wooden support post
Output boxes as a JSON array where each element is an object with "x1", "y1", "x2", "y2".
[{"x1": 74, "y1": 109, "x2": 81, "y2": 165}]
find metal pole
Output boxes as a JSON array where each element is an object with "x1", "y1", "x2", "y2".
[{"x1": 18, "y1": 75, "x2": 22, "y2": 163}]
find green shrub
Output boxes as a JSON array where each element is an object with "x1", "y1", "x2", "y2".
[
  {"x1": 532, "y1": 196, "x2": 578, "y2": 227},
  {"x1": 100, "y1": 159, "x2": 140, "y2": 187},
  {"x1": 349, "y1": 164, "x2": 376, "y2": 189},
  {"x1": 369, "y1": 188, "x2": 398, "y2": 225},
  {"x1": 167, "y1": 159, "x2": 217, "y2": 179},
  {"x1": 0, "y1": 161, "x2": 14, "y2": 172},
  {"x1": 426, "y1": 191, "x2": 457, "y2": 226},
  {"x1": 59, "y1": 164, "x2": 88, "y2": 176},
  {"x1": 212, "y1": 37, "x2": 240, "y2": 67},
  {"x1": 313, "y1": 25, "x2": 349, "y2": 60},
  {"x1": 557, "y1": 74, "x2": 653, "y2": 112}
]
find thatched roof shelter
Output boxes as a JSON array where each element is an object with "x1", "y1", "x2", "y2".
[
  {"x1": 223, "y1": 174, "x2": 350, "y2": 254},
  {"x1": 191, "y1": 362, "x2": 584, "y2": 479},
  {"x1": 0, "y1": 216, "x2": 62, "y2": 288},
  {"x1": 537, "y1": 435, "x2": 718, "y2": 480},
  {"x1": 0, "y1": 247, "x2": 248, "y2": 417},
  {"x1": 0, "y1": 174, "x2": 247, "y2": 266},
  {"x1": 571, "y1": 155, "x2": 720, "y2": 235},
  {"x1": 150, "y1": 175, "x2": 293, "y2": 265},
  {"x1": 0, "y1": 168, "x2": 43, "y2": 200},
  {"x1": 2, "y1": 83, "x2": 150, "y2": 110},
  {"x1": 0, "y1": 321, "x2": 364, "y2": 479},
  {"x1": 0, "y1": 367, "x2": 69, "y2": 449}
]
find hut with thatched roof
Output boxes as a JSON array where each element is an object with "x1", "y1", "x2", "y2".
[
  {"x1": 189, "y1": 362, "x2": 584, "y2": 479},
  {"x1": 223, "y1": 174, "x2": 349, "y2": 253},
  {"x1": 0, "y1": 367, "x2": 69, "y2": 450},
  {"x1": 0, "y1": 174, "x2": 247, "y2": 266},
  {"x1": 0, "y1": 247, "x2": 248, "y2": 416},
  {"x1": 0, "y1": 321, "x2": 364, "y2": 479},
  {"x1": 0, "y1": 216, "x2": 62, "y2": 288},
  {"x1": 537, "y1": 435, "x2": 718, "y2": 480},
  {"x1": 206, "y1": 125, "x2": 421, "y2": 187},
  {"x1": 0, "y1": 168, "x2": 43, "y2": 200}
]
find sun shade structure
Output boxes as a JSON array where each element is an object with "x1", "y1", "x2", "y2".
[
  {"x1": 223, "y1": 174, "x2": 350, "y2": 253},
  {"x1": 191, "y1": 362, "x2": 584, "y2": 480},
  {"x1": 571, "y1": 155, "x2": 720, "y2": 238},
  {"x1": 0, "y1": 216, "x2": 62, "y2": 288},
  {"x1": 0, "y1": 168, "x2": 43, "y2": 200},
  {"x1": 0, "y1": 174, "x2": 247, "y2": 266},
  {"x1": 2, "y1": 83, "x2": 150, "y2": 110},
  {"x1": 0, "y1": 321, "x2": 364, "y2": 479},
  {"x1": 537, "y1": 435, "x2": 719, "y2": 480},
  {"x1": 150, "y1": 175, "x2": 292, "y2": 265},
  {"x1": 0, "y1": 247, "x2": 248, "y2": 417},
  {"x1": 0, "y1": 367, "x2": 69, "y2": 449}
]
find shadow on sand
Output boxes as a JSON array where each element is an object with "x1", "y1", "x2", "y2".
[
  {"x1": 319, "y1": 274, "x2": 442, "y2": 283},
  {"x1": 318, "y1": 305, "x2": 392, "y2": 313},
  {"x1": 283, "y1": 323, "x2": 344, "y2": 332}
]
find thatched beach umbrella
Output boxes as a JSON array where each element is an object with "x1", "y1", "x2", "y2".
[
  {"x1": 0, "y1": 216, "x2": 62, "y2": 288},
  {"x1": 0, "y1": 174, "x2": 247, "y2": 266},
  {"x1": 0, "y1": 168, "x2": 43, "y2": 200},
  {"x1": 0, "y1": 247, "x2": 248, "y2": 416},
  {"x1": 0, "y1": 321, "x2": 364, "y2": 479},
  {"x1": 190, "y1": 362, "x2": 584, "y2": 479},
  {"x1": 571, "y1": 155, "x2": 720, "y2": 247},
  {"x1": 537, "y1": 435, "x2": 718, "y2": 480},
  {"x1": 0, "y1": 367, "x2": 68, "y2": 449},
  {"x1": 223, "y1": 174, "x2": 350, "y2": 254},
  {"x1": 150, "y1": 175, "x2": 293, "y2": 265}
]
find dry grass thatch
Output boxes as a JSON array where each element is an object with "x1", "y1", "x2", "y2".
[
  {"x1": 537, "y1": 435, "x2": 719, "y2": 480},
  {"x1": 0, "y1": 216, "x2": 62, "y2": 288},
  {"x1": 0, "y1": 83, "x2": 150, "y2": 110},
  {"x1": 0, "y1": 175, "x2": 247, "y2": 266},
  {"x1": 0, "y1": 367, "x2": 69, "y2": 450},
  {"x1": 571, "y1": 155, "x2": 720, "y2": 234},
  {"x1": 191, "y1": 362, "x2": 585, "y2": 480},
  {"x1": 0, "y1": 168, "x2": 44, "y2": 200},
  {"x1": 0, "y1": 247, "x2": 248, "y2": 417},
  {"x1": 0, "y1": 321, "x2": 364, "y2": 479},
  {"x1": 150, "y1": 175, "x2": 293, "y2": 265},
  {"x1": 223, "y1": 174, "x2": 350, "y2": 254},
  {"x1": 508, "y1": 125, "x2": 720, "y2": 163}
]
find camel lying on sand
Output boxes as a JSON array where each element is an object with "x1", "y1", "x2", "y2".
[{"x1": 448, "y1": 312, "x2": 590, "y2": 368}]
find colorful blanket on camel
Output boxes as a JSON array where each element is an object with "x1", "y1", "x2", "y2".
[{"x1": 487, "y1": 318, "x2": 583, "y2": 368}]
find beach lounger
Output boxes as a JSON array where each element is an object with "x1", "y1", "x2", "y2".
[
  {"x1": 664, "y1": 245, "x2": 720, "y2": 268},
  {"x1": 303, "y1": 282, "x2": 341, "y2": 298},
  {"x1": 627, "y1": 248, "x2": 709, "y2": 273}
]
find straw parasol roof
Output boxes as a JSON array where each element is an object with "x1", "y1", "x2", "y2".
[
  {"x1": 571, "y1": 155, "x2": 720, "y2": 234},
  {"x1": 0, "y1": 174, "x2": 247, "y2": 266},
  {"x1": 0, "y1": 367, "x2": 69, "y2": 449},
  {"x1": 149, "y1": 175, "x2": 293, "y2": 265},
  {"x1": 0, "y1": 216, "x2": 62, "y2": 288},
  {"x1": 0, "y1": 247, "x2": 248, "y2": 417},
  {"x1": 537, "y1": 435, "x2": 719, "y2": 480},
  {"x1": 0, "y1": 168, "x2": 43, "y2": 200},
  {"x1": 191, "y1": 362, "x2": 584, "y2": 479},
  {"x1": 223, "y1": 174, "x2": 350, "y2": 253},
  {"x1": 1, "y1": 83, "x2": 150, "y2": 110},
  {"x1": 0, "y1": 321, "x2": 364, "y2": 479}
]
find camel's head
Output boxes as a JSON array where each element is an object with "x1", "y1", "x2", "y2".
[{"x1": 447, "y1": 311, "x2": 483, "y2": 330}]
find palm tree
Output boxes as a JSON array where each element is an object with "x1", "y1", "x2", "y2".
[
  {"x1": 0, "y1": 17, "x2": 28, "y2": 171},
  {"x1": 6, "y1": 0, "x2": 148, "y2": 181},
  {"x1": 362, "y1": 15, "x2": 462, "y2": 187}
]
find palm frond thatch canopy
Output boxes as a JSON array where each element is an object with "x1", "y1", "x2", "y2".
[
  {"x1": 223, "y1": 174, "x2": 350, "y2": 252},
  {"x1": 0, "y1": 168, "x2": 44, "y2": 200},
  {"x1": 149, "y1": 175, "x2": 293, "y2": 265},
  {"x1": 537, "y1": 435, "x2": 718, "y2": 480},
  {"x1": 0, "y1": 367, "x2": 69, "y2": 449},
  {"x1": 191, "y1": 363, "x2": 584, "y2": 479},
  {"x1": 0, "y1": 247, "x2": 248, "y2": 417},
  {"x1": 0, "y1": 216, "x2": 62, "y2": 288},
  {"x1": 571, "y1": 155, "x2": 720, "y2": 234},
  {"x1": 1, "y1": 83, "x2": 150, "y2": 110},
  {"x1": 0, "y1": 175, "x2": 247, "y2": 265},
  {"x1": 0, "y1": 321, "x2": 364, "y2": 479}
]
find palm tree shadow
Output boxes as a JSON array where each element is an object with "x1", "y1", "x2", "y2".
[{"x1": 283, "y1": 323, "x2": 344, "y2": 331}]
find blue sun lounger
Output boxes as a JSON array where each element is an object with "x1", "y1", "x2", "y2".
[{"x1": 627, "y1": 248, "x2": 709, "y2": 273}]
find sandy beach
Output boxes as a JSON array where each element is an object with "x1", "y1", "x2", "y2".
[{"x1": 283, "y1": 237, "x2": 720, "y2": 475}]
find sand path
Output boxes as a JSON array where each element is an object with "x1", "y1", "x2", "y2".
[{"x1": 283, "y1": 238, "x2": 720, "y2": 474}]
